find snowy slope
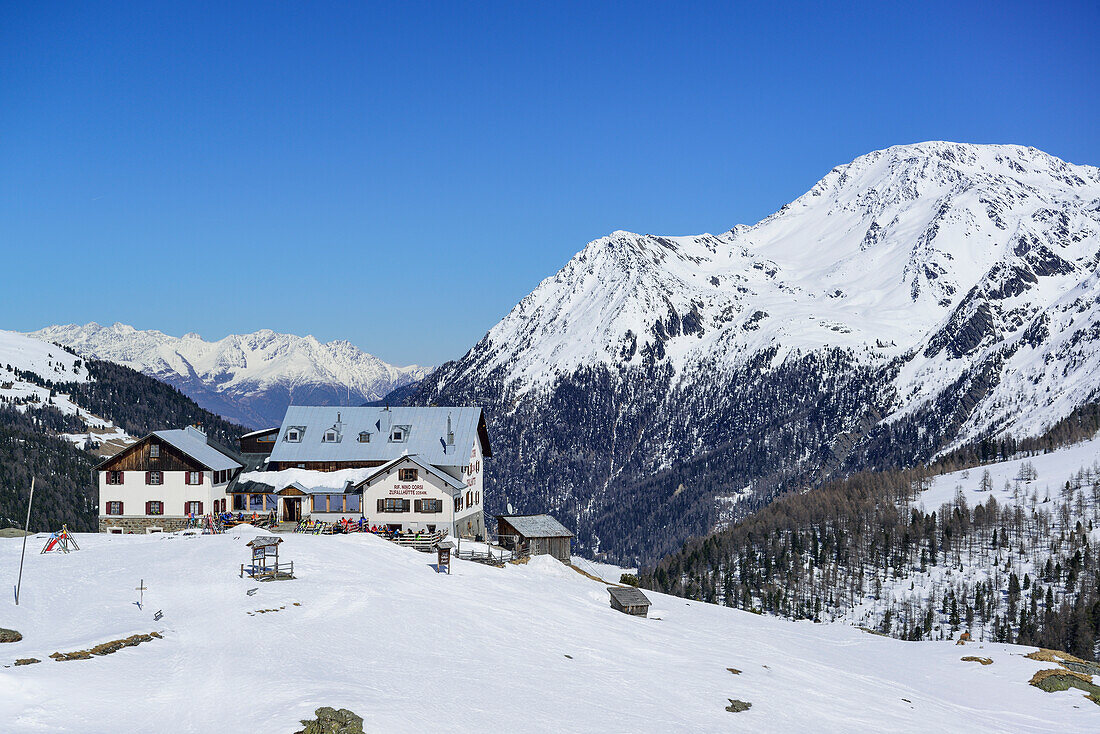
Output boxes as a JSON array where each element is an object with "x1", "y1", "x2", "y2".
[
  {"x1": 0, "y1": 330, "x2": 129, "y2": 446},
  {"x1": 2, "y1": 530, "x2": 1096, "y2": 732},
  {"x1": 920, "y1": 434, "x2": 1100, "y2": 512},
  {"x1": 820, "y1": 434, "x2": 1100, "y2": 639},
  {"x1": 32, "y1": 323, "x2": 431, "y2": 428}
]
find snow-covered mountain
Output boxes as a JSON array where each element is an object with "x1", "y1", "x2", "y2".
[
  {"x1": 408, "y1": 142, "x2": 1100, "y2": 563},
  {"x1": 32, "y1": 323, "x2": 431, "y2": 429},
  {"x1": 0, "y1": 329, "x2": 129, "y2": 449}
]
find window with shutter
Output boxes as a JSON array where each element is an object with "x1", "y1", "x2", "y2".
[{"x1": 377, "y1": 498, "x2": 385, "y2": 513}]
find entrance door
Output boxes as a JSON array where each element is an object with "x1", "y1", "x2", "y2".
[{"x1": 283, "y1": 498, "x2": 300, "y2": 522}]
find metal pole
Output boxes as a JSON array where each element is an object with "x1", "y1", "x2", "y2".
[{"x1": 14, "y1": 477, "x2": 34, "y2": 605}]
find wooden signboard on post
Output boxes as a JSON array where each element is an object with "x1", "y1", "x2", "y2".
[{"x1": 437, "y1": 541, "x2": 454, "y2": 574}]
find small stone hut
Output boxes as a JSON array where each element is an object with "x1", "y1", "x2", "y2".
[
  {"x1": 608, "y1": 586, "x2": 651, "y2": 617},
  {"x1": 496, "y1": 514, "x2": 573, "y2": 563}
]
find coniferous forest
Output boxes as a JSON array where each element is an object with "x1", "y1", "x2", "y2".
[
  {"x1": 0, "y1": 356, "x2": 247, "y2": 532},
  {"x1": 644, "y1": 403, "x2": 1100, "y2": 661}
]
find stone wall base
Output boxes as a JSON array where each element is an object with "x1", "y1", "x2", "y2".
[{"x1": 99, "y1": 517, "x2": 188, "y2": 534}]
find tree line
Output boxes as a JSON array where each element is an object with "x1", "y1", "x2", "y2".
[{"x1": 643, "y1": 416, "x2": 1100, "y2": 661}]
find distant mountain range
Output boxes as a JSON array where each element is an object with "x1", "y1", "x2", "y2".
[
  {"x1": 32, "y1": 323, "x2": 430, "y2": 428},
  {"x1": 403, "y1": 141, "x2": 1100, "y2": 563}
]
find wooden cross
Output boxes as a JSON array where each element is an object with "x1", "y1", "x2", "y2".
[{"x1": 135, "y1": 579, "x2": 147, "y2": 609}]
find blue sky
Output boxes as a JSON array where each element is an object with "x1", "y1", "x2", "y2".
[{"x1": 2, "y1": 1, "x2": 1097, "y2": 366}]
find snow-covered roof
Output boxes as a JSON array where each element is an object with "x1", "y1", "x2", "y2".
[
  {"x1": 235, "y1": 467, "x2": 380, "y2": 495},
  {"x1": 267, "y1": 406, "x2": 490, "y2": 467},
  {"x1": 151, "y1": 428, "x2": 242, "y2": 472},
  {"x1": 354, "y1": 454, "x2": 466, "y2": 494},
  {"x1": 499, "y1": 514, "x2": 574, "y2": 538},
  {"x1": 239, "y1": 427, "x2": 279, "y2": 439}
]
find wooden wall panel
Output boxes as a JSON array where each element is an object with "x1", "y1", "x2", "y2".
[{"x1": 100, "y1": 437, "x2": 205, "y2": 473}]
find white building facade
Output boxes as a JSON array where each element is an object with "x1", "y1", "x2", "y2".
[
  {"x1": 97, "y1": 426, "x2": 242, "y2": 533},
  {"x1": 235, "y1": 406, "x2": 491, "y2": 538}
]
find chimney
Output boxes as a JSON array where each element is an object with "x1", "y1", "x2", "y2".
[{"x1": 447, "y1": 413, "x2": 454, "y2": 445}]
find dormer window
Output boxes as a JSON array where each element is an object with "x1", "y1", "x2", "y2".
[
  {"x1": 285, "y1": 427, "x2": 304, "y2": 443},
  {"x1": 358, "y1": 431, "x2": 371, "y2": 443},
  {"x1": 323, "y1": 428, "x2": 341, "y2": 443},
  {"x1": 390, "y1": 425, "x2": 410, "y2": 443}
]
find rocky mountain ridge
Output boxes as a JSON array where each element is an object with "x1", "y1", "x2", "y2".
[{"x1": 32, "y1": 323, "x2": 430, "y2": 428}]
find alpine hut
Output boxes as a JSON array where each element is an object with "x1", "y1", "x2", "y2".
[
  {"x1": 496, "y1": 514, "x2": 573, "y2": 563},
  {"x1": 608, "y1": 586, "x2": 651, "y2": 617}
]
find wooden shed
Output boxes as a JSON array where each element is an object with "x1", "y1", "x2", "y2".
[
  {"x1": 496, "y1": 514, "x2": 573, "y2": 563},
  {"x1": 608, "y1": 586, "x2": 651, "y2": 617}
]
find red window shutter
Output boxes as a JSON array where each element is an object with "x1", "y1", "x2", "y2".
[
  {"x1": 198, "y1": 472, "x2": 203, "y2": 484},
  {"x1": 145, "y1": 501, "x2": 152, "y2": 515},
  {"x1": 118, "y1": 471, "x2": 124, "y2": 485},
  {"x1": 118, "y1": 501, "x2": 123, "y2": 515},
  {"x1": 145, "y1": 471, "x2": 151, "y2": 485}
]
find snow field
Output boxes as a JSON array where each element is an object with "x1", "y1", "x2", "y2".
[{"x1": 1, "y1": 528, "x2": 1096, "y2": 732}]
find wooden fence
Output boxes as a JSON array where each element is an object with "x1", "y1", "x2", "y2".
[{"x1": 239, "y1": 560, "x2": 295, "y2": 580}]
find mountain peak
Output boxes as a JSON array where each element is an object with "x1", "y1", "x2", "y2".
[
  {"x1": 441, "y1": 142, "x2": 1100, "y2": 439},
  {"x1": 30, "y1": 323, "x2": 432, "y2": 428}
]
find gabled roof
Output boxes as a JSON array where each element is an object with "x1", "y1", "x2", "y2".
[
  {"x1": 96, "y1": 426, "x2": 243, "y2": 472},
  {"x1": 276, "y1": 482, "x2": 309, "y2": 496},
  {"x1": 353, "y1": 454, "x2": 466, "y2": 495},
  {"x1": 608, "y1": 586, "x2": 651, "y2": 607},
  {"x1": 151, "y1": 429, "x2": 243, "y2": 472},
  {"x1": 267, "y1": 406, "x2": 490, "y2": 467},
  {"x1": 498, "y1": 514, "x2": 574, "y2": 538}
]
